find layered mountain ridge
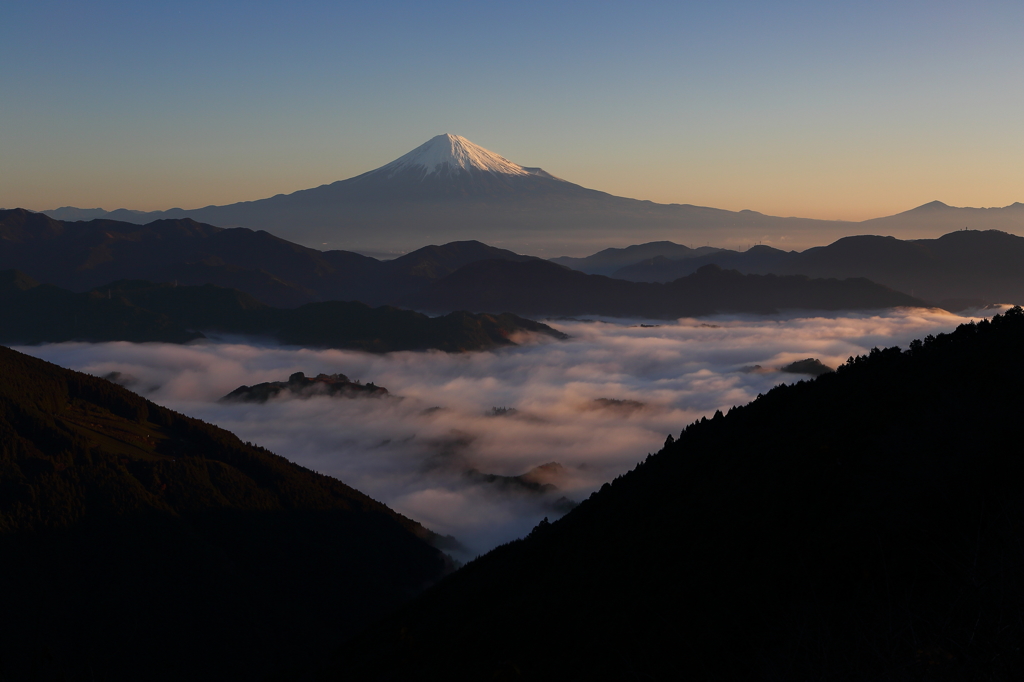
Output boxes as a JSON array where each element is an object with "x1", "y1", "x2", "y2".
[
  {"x1": 0, "y1": 272, "x2": 567, "y2": 352},
  {"x1": 0, "y1": 208, "x2": 534, "y2": 308},
  {"x1": 577, "y1": 229, "x2": 1024, "y2": 309},
  {"x1": 9, "y1": 208, "x2": 1024, "y2": 316},
  {"x1": 0, "y1": 210, "x2": 942, "y2": 322}
]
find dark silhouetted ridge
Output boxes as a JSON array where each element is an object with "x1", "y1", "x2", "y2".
[
  {"x1": 328, "y1": 307, "x2": 1024, "y2": 681},
  {"x1": 0, "y1": 210, "x2": 542, "y2": 308},
  {"x1": 550, "y1": 240, "x2": 724, "y2": 275},
  {"x1": 596, "y1": 229, "x2": 1024, "y2": 310},
  {"x1": 404, "y1": 259, "x2": 926, "y2": 317},
  {"x1": 0, "y1": 274, "x2": 566, "y2": 352}
]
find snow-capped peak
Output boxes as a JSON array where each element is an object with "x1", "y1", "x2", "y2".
[{"x1": 376, "y1": 134, "x2": 531, "y2": 177}]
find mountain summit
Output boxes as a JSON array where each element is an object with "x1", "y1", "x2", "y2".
[
  {"x1": 333, "y1": 133, "x2": 574, "y2": 201},
  {"x1": 376, "y1": 133, "x2": 534, "y2": 178}
]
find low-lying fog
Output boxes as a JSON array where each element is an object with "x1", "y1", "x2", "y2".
[{"x1": 16, "y1": 307, "x2": 1007, "y2": 559}]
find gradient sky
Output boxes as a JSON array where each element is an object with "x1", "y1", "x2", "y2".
[{"x1": 3, "y1": 0, "x2": 1022, "y2": 221}]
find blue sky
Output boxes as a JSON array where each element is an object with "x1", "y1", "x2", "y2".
[{"x1": 3, "y1": 0, "x2": 1022, "y2": 219}]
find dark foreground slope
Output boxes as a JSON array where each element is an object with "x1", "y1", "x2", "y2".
[
  {"x1": 330, "y1": 308, "x2": 1024, "y2": 681},
  {"x1": 0, "y1": 273, "x2": 566, "y2": 352},
  {"x1": 405, "y1": 259, "x2": 926, "y2": 317},
  {"x1": 0, "y1": 346, "x2": 453, "y2": 682}
]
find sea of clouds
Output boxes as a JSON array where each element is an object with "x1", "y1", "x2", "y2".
[{"x1": 16, "y1": 307, "x2": 1006, "y2": 559}]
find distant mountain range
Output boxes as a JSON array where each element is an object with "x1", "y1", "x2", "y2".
[
  {"x1": 12, "y1": 207, "x2": 1024, "y2": 316},
  {"x1": 0, "y1": 209, "x2": 922, "y2": 317},
  {"x1": 330, "y1": 307, "x2": 1024, "y2": 680},
  {"x1": 403, "y1": 259, "x2": 926, "y2": 317},
  {"x1": 550, "y1": 241, "x2": 725, "y2": 275},
  {"x1": 32, "y1": 134, "x2": 1024, "y2": 254},
  {"x1": 0, "y1": 209, "x2": 933, "y2": 321},
  {"x1": 0, "y1": 272, "x2": 566, "y2": 352},
  {"x1": 574, "y1": 229, "x2": 1024, "y2": 310},
  {"x1": 0, "y1": 208, "x2": 536, "y2": 308}
]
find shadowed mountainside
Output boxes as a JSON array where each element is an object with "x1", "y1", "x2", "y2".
[
  {"x1": 403, "y1": 259, "x2": 927, "y2": 317},
  {"x1": 0, "y1": 345, "x2": 454, "y2": 681},
  {"x1": 0, "y1": 269, "x2": 206, "y2": 344},
  {"x1": 325, "y1": 307, "x2": 1024, "y2": 681},
  {"x1": 0, "y1": 273, "x2": 567, "y2": 352}
]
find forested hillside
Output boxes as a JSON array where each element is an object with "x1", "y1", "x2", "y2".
[
  {"x1": 327, "y1": 308, "x2": 1024, "y2": 680},
  {"x1": 0, "y1": 346, "x2": 453, "y2": 681}
]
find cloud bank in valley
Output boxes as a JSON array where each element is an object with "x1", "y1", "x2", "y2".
[{"x1": 16, "y1": 307, "x2": 1004, "y2": 558}]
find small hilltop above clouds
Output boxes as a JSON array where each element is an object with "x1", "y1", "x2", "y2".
[{"x1": 39, "y1": 134, "x2": 1024, "y2": 256}]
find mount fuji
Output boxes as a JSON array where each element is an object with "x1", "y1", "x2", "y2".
[
  {"x1": 375, "y1": 133, "x2": 558, "y2": 184},
  {"x1": 313, "y1": 133, "x2": 601, "y2": 201},
  {"x1": 42, "y1": 135, "x2": 1024, "y2": 255}
]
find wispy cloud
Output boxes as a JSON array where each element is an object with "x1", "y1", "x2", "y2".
[{"x1": 16, "y1": 306, "x2": 1004, "y2": 558}]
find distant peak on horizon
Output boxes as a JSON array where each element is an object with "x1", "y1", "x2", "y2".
[
  {"x1": 917, "y1": 200, "x2": 950, "y2": 209},
  {"x1": 902, "y1": 200, "x2": 1024, "y2": 214},
  {"x1": 375, "y1": 133, "x2": 532, "y2": 177}
]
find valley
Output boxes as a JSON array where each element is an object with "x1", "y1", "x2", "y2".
[{"x1": 16, "y1": 307, "x2": 999, "y2": 559}]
